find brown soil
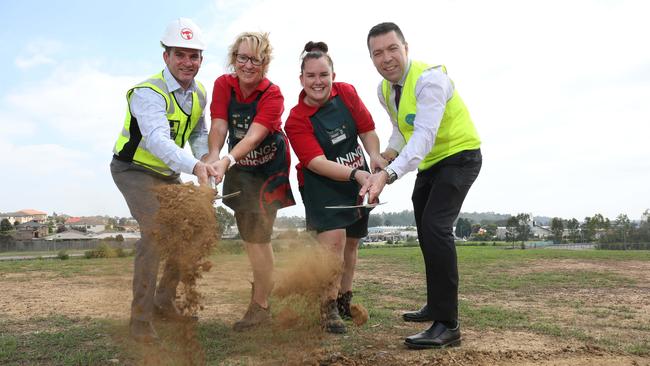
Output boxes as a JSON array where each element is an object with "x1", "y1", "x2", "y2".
[
  {"x1": 1, "y1": 253, "x2": 649, "y2": 365},
  {"x1": 153, "y1": 182, "x2": 219, "y2": 315}
]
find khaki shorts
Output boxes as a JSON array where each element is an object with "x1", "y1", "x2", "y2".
[{"x1": 234, "y1": 210, "x2": 278, "y2": 243}]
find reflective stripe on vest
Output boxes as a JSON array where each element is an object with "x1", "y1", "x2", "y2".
[
  {"x1": 382, "y1": 61, "x2": 481, "y2": 170},
  {"x1": 113, "y1": 71, "x2": 206, "y2": 176}
]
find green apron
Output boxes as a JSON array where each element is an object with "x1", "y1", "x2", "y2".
[
  {"x1": 223, "y1": 84, "x2": 295, "y2": 214},
  {"x1": 302, "y1": 96, "x2": 371, "y2": 231}
]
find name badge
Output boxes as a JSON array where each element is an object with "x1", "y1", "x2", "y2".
[{"x1": 328, "y1": 128, "x2": 347, "y2": 145}]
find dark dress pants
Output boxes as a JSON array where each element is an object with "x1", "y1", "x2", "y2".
[{"x1": 411, "y1": 149, "x2": 482, "y2": 322}]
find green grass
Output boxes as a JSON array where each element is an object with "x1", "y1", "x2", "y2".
[
  {"x1": 0, "y1": 256, "x2": 130, "y2": 278},
  {"x1": 1, "y1": 246, "x2": 649, "y2": 364},
  {"x1": 0, "y1": 250, "x2": 86, "y2": 258},
  {"x1": 0, "y1": 316, "x2": 121, "y2": 365}
]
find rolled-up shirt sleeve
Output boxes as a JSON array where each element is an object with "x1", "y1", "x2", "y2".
[
  {"x1": 130, "y1": 88, "x2": 199, "y2": 174},
  {"x1": 387, "y1": 68, "x2": 454, "y2": 178}
]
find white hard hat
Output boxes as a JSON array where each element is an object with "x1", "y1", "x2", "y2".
[{"x1": 160, "y1": 18, "x2": 206, "y2": 51}]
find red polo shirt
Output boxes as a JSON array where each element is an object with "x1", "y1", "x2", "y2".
[
  {"x1": 209, "y1": 74, "x2": 284, "y2": 132},
  {"x1": 285, "y1": 82, "x2": 375, "y2": 186}
]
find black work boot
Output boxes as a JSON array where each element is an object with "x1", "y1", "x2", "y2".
[
  {"x1": 321, "y1": 299, "x2": 347, "y2": 334},
  {"x1": 336, "y1": 291, "x2": 353, "y2": 320}
]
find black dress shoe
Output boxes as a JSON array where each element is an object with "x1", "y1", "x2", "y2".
[
  {"x1": 402, "y1": 304, "x2": 434, "y2": 322},
  {"x1": 404, "y1": 321, "x2": 461, "y2": 349},
  {"x1": 130, "y1": 319, "x2": 160, "y2": 344},
  {"x1": 154, "y1": 303, "x2": 198, "y2": 322}
]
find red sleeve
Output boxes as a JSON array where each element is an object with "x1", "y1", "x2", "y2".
[
  {"x1": 253, "y1": 84, "x2": 284, "y2": 132},
  {"x1": 336, "y1": 82, "x2": 375, "y2": 134},
  {"x1": 209, "y1": 75, "x2": 231, "y2": 121},
  {"x1": 284, "y1": 108, "x2": 324, "y2": 167}
]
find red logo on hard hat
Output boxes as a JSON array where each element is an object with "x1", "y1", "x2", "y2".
[{"x1": 180, "y1": 28, "x2": 194, "y2": 40}]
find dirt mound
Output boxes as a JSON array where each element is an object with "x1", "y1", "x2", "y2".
[
  {"x1": 350, "y1": 303, "x2": 368, "y2": 326},
  {"x1": 153, "y1": 182, "x2": 219, "y2": 315}
]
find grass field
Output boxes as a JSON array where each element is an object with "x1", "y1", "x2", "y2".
[{"x1": 1, "y1": 245, "x2": 649, "y2": 365}]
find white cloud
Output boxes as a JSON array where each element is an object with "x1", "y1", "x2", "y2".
[
  {"x1": 2, "y1": 0, "x2": 650, "y2": 220},
  {"x1": 14, "y1": 39, "x2": 62, "y2": 69}
]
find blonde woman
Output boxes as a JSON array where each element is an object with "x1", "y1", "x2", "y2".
[{"x1": 206, "y1": 32, "x2": 294, "y2": 331}]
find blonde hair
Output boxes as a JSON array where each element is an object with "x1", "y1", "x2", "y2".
[{"x1": 227, "y1": 32, "x2": 273, "y2": 76}]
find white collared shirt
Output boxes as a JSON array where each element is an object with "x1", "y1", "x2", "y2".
[
  {"x1": 377, "y1": 60, "x2": 454, "y2": 178},
  {"x1": 129, "y1": 67, "x2": 208, "y2": 175}
]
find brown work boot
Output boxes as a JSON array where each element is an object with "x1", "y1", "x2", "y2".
[
  {"x1": 337, "y1": 291, "x2": 353, "y2": 320},
  {"x1": 233, "y1": 301, "x2": 271, "y2": 331},
  {"x1": 233, "y1": 282, "x2": 271, "y2": 331},
  {"x1": 321, "y1": 299, "x2": 347, "y2": 334},
  {"x1": 130, "y1": 319, "x2": 159, "y2": 344}
]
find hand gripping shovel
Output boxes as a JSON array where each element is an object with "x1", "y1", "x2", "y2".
[{"x1": 209, "y1": 177, "x2": 241, "y2": 200}]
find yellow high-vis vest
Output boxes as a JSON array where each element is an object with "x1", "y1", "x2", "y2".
[
  {"x1": 382, "y1": 61, "x2": 480, "y2": 171},
  {"x1": 113, "y1": 71, "x2": 206, "y2": 176}
]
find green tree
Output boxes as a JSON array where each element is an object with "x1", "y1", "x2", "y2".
[
  {"x1": 484, "y1": 224, "x2": 497, "y2": 238},
  {"x1": 454, "y1": 218, "x2": 472, "y2": 238},
  {"x1": 550, "y1": 217, "x2": 564, "y2": 244},
  {"x1": 215, "y1": 207, "x2": 235, "y2": 236},
  {"x1": 515, "y1": 213, "x2": 531, "y2": 247},
  {"x1": 107, "y1": 217, "x2": 118, "y2": 230},
  {"x1": 566, "y1": 218, "x2": 580, "y2": 242},
  {"x1": 506, "y1": 216, "x2": 519, "y2": 248},
  {"x1": 0, "y1": 218, "x2": 13, "y2": 232},
  {"x1": 614, "y1": 213, "x2": 631, "y2": 249},
  {"x1": 368, "y1": 214, "x2": 383, "y2": 227}
]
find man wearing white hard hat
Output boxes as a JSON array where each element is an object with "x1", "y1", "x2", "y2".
[{"x1": 110, "y1": 18, "x2": 216, "y2": 343}]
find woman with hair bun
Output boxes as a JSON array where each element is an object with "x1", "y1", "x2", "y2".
[{"x1": 285, "y1": 41, "x2": 387, "y2": 334}]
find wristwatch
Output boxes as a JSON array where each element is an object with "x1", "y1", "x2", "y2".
[
  {"x1": 384, "y1": 167, "x2": 398, "y2": 184},
  {"x1": 349, "y1": 168, "x2": 359, "y2": 182},
  {"x1": 225, "y1": 153, "x2": 236, "y2": 169}
]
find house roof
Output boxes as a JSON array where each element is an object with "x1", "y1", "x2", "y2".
[
  {"x1": 65, "y1": 217, "x2": 106, "y2": 225},
  {"x1": 19, "y1": 209, "x2": 47, "y2": 216},
  {"x1": 17, "y1": 221, "x2": 48, "y2": 229},
  {"x1": 0, "y1": 209, "x2": 47, "y2": 218},
  {"x1": 44, "y1": 230, "x2": 89, "y2": 240}
]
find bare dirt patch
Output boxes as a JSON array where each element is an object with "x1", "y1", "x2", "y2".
[{"x1": 1, "y1": 253, "x2": 649, "y2": 365}]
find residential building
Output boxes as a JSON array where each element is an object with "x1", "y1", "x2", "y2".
[
  {"x1": 65, "y1": 217, "x2": 107, "y2": 233},
  {"x1": 0, "y1": 209, "x2": 48, "y2": 225},
  {"x1": 15, "y1": 221, "x2": 49, "y2": 239}
]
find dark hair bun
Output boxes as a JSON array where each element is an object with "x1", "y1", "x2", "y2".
[{"x1": 304, "y1": 41, "x2": 328, "y2": 53}]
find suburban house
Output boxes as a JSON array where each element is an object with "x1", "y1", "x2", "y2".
[
  {"x1": 0, "y1": 209, "x2": 48, "y2": 225},
  {"x1": 15, "y1": 221, "x2": 49, "y2": 239},
  {"x1": 65, "y1": 217, "x2": 107, "y2": 233}
]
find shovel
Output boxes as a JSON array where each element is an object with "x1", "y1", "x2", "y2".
[
  {"x1": 209, "y1": 177, "x2": 241, "y2": 200},
  {"x1": 324, "y1": 193, "x2": 386, "y2": 209}
]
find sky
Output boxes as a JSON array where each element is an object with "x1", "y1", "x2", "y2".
[{"x1": 1, "y1": 0, "x2": 649, "y2": 222}]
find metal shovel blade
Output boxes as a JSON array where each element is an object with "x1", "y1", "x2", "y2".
[
  {"x1": 324, "y1": 202, "x2": 386, "y2": 209},
  {"x1": 215, "y1": 191, "x2": 241, "y2": 200},
  {"x1": 209, "y1": 177, "x2": 241, "y2": 200},
  {"x1": 325, "y1": 193, "x2": 385, "y2": 209}
]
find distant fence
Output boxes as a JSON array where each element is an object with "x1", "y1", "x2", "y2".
[
  {"x1": 0, "y1": 238, "x2": 136, "y2": 252},
  {"x1": 544, "y1": 243, "x2": 595, "y2": 250}
]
